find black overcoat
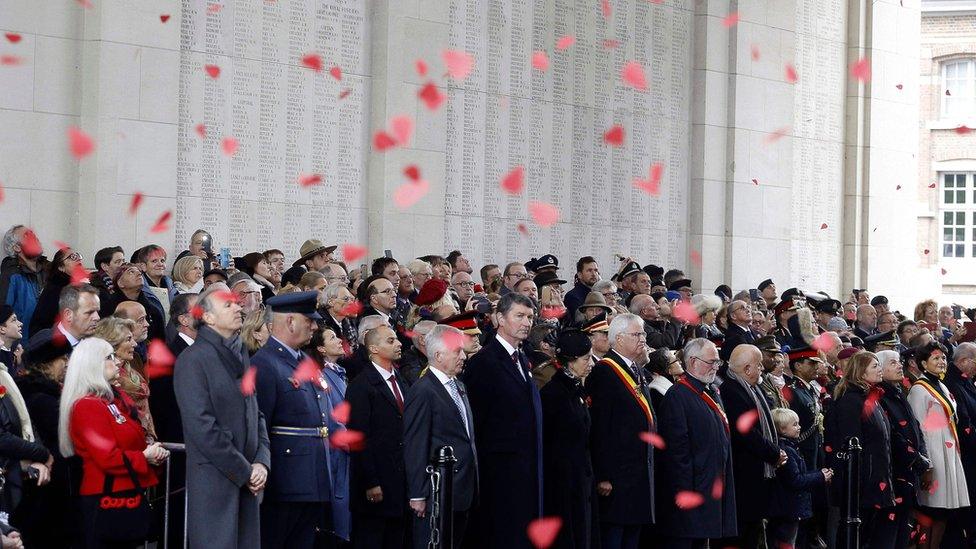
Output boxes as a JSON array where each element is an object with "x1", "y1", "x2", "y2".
[
  {"x1": 462, "y1": 337, "x2": 542, "y2": 549},
  {"x1": 720, "y1": 376, "x2": 780, "y2": 522},
  {"x1": 542, "y1": 370, "x2": 599, "y2": 549},
  {"x1": 657, "y1": 375, "x2": 737, "y2": 540},
  {"x1": 585, "y1": 350, "x2": 654, "y2": 525}
]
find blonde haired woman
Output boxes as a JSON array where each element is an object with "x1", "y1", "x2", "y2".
[
  {"x1": 59, "y1": 338, "x2": 168, "y2": 547},
  {"x1": 92, "y1": 317, "x2": 156, "y2": 441},
  {"x1": 171, "y1": 255, "x2": 204, "y2": 295},
  {"x1": 241, "y1": 309, "x2": 271, "y2": 353}
]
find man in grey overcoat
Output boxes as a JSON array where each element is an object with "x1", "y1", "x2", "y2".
[{"x1": 175, "y1": 286, "x2": 271, "y2": 547}]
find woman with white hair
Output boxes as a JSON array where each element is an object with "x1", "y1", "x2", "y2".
[
  {"x1": 59, "y1": 337, "x2": 168, "y2": 548},
  {"x1": 875, "y1": 349, "x2": 931, "y2": 548},
  {"x1": 689, "y1": 294, "x2": 724, "y2": 343}
]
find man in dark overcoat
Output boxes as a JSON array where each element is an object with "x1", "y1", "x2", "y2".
[
  {"x1": 253, "y1": 291, "x2": 332, "y2": 548},
  {"x1": 586, "y1": 312, "x2": 655, "y2": 548},
  {"x1": 403, "y1": 324, "x2": 478, "y2": 548},
  {"x1": 719, "y1": 300, "x2": 756, "y2": 362},
  {"x1": 346, "y1": 325, "x2": 410, "y2": 548},
  {"x1": 720, "y1": 344, "x2": 786, "y2": 548},
  {"x1": 174, "y1": 286, "x2": 271, "y2": 548},
  {"x1": 462, "y1": 292, "x2": 543, "y2": 549},
  {"x1": 658, "y1": 338, "x2": 737, "y2": 547}
]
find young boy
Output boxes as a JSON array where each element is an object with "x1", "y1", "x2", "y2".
[
  {"x1": 0, "y1": 306, "x2": 23, "y2": 374},
  {"x1": 769, "y1": 407, "x2": 833, "y2": 547}
]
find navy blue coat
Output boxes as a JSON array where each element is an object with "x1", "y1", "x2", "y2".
[
  {"x1": 320, "y1": 364, "x2": 351, "y2": 540},
  {"x1": 462, "y1": 337, "x2": 543, "y2": 549},
  {"x1": 657, "y1": 375, "x2": 737, "y2": 540},
  {"x1": 944, "y1": 363, "x2": 976, "y2": 505},
  {"x1": 585, "y1": 350, "x2": 654, "y2": 525},
  {"x1": 769, "y1": 439, "x2": 825, "y2": 520},
  {"x1": 720, "y1": 377, "x2": 780, "y2": 522},
  {"x1": 563, "y1": 282, "x2": 591, "y2": 318},
  {"x1": 252, "y1": 338, "x2": 332, "y2": 502}
]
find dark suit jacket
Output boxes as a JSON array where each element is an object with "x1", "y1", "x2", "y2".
[
  {"x1": 147, "y1": 335, "x2": 191, "y2": 445},
  {"x1": 346, "y1": 361, "x2": 409, "y2": 517},
  {"x1": 403, "y1": 370, "x2": 477, "y2": 511},
  {"x1": 719, "y1": 323, "x2": 755, "y2": 361},
  {"x1": 720, "y1": 376, "x2": 780, "y2": 521},
  {"x1": 462, "y1": 337, "x2": 543, "y2": 549},
  {"x1": 585, "y1": 349, "x2": 654, "y2": 525},
  {"x1": 658, "y1": 375, "x2": 737, "y2": 539},
  {"x1": 787, "y1": 377, "x2": 824, "y2": 469},
  {"x1": 173, "y1": 325, "x2": 270, "y2": 547},
  {"x1": 252, "y1": 340, "x2": 332, "y2": 502}
]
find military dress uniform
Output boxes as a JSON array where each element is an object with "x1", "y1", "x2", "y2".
[{"x1": 253, "y1": 292, "x2": 334, "y2": 549}]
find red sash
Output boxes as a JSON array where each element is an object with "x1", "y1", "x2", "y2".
[{"x1": 678, "y1": 376, "x2": 729, "y2": 434}]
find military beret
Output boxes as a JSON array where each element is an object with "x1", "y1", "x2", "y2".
[{"x1": 414, "y1": 278, "x2": 449, "y2": 306}]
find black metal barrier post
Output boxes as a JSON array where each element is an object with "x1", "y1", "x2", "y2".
[
  {"x1": 838, "y1": 436, "x2": 862, "y2": 549},
  {"x1": 159, "y1": 442, "x2": 187, "y2": 549},
  {"x1": 429, "y1": 445, "x2": 457, "y2": 549}
]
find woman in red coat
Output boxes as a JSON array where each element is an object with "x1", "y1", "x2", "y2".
[{"x1": 57, "y1": 337, "x2": 169, "y2": 548}]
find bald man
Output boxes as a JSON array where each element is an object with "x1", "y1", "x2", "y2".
[{"x1": 717, "y1": 345, "x2": 786, "y2": 548}]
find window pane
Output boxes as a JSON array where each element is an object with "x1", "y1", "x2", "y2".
[
  {"x1": 945, "y1": 244, "x2": 955, "y2": 257},
  {"x1": 946, "y1": 211, "x2": 955, "y2": 224},
  {"x1": 957, "y1": 228, "x2": 966, "y2": 240},
  {"x1": 958, "y1": 190, "x2": 967, "y2": 203},
  {"x1": 957, "y1": 244, "x2": 965, "y2": 257},
  {"x1": 957, "y1": 212, "x2": 966, "y2": 224}
]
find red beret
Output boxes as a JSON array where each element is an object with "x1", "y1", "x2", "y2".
[{"x1": 414, "y1": 278, "x2": 449, "y2": 306}]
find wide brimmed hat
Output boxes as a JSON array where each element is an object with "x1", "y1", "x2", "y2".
[
  {"x1": 577, "y1": 292, "x2": 612, "y2": 315},
  {"x1": 293, "y1": 239, "x2": 337, "y2": 267}
]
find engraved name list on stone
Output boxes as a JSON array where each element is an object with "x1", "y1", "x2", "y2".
[{"x1": 176, "y1": 0, "x2": 369, "y2": 257}]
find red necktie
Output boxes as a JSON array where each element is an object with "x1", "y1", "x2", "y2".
[{"x1": 389, "y1": 373, "x2": 404, "y2": 412}]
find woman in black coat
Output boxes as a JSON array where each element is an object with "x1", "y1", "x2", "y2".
[
  {"x1": 27, "y1": 247, "x2": 81, "y2": 338},
  {"x1": 825, "y1": 351, "x2": 897, "y2": 548},
  {"x1": 875, "y1": 350, "x2": 931, "y2": 549},
  {"x1": 12, "y1": 331, "x2": 78, "y2": 548},
  {"x1": 541, "y1": 330, "x2": 599, "y2": 549}
]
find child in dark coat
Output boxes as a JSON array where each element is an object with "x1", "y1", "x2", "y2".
[{"x1": 768, "y1": 408, "x2": 833, "y2": 547}]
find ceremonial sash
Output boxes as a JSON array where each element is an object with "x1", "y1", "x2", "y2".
[
  {"x1": 601, "y1": 358, "x2": 654, "y2": 427},
  {"x1": 678, "y1": 376, "x2": 729, "y2": 434},
  {"x1": 914, "y1": 378, "x2": 960, "y2": 446}
]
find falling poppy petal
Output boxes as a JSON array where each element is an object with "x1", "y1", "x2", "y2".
[
  {"x1": 301, "y1": 53, "x2": 322, "y2": 72},
  {"x1": 528, "y1": 201, "x2": 560, "y2": 227},
  {"x1": 638, "y1": 431, "x2": 666, "y2": 449},
  {"x1": 129, "y1": 192, "x2": 144, "y2": 216},
  {"x1": 241, "y1": 367, "x2": 257, "y2": 395},
  {"x1": 68, "y1": 126, "x2": 95, "y2": 159},
  {"x1": 621, "y1": 60, "x2": 647, "y2": 90},
  {"x1": 221, "y1": 136, "x2": 238, "y2": 156},
  {"x1": 442, "y1": 49, "x2": 474, "y2": 81},
  {"x1": 150, "y1": 211, "x2": 172, "y2": 234},
  {"x1": 298, "y1": 173, "x2": 323, "y2": 187},
  {"x1": 532, "y1": 50, "x2": 550, "y2": 72},
  {"x1": 501, "y1": 166, "x2": 525, "y2": 195},
  {"x1": 393, "y1": 179, "x2": 431, "y2": 209},
  {"x1": 603, "y1": 125, "x2": 625, "y2": 146},
  {"x1": 527, "y1": 517, "x2": 563, "y2": 549},
  {"x1": 332, "y1": 401, "x2": 351, "y2": 424},
  {"x1": 555, "y1": 35, "x2": 576, "y2": 51},
  {"x1": 342, "y1": 244, "x2": 367, "y2": 263},
  {"x1": 204, "y1": 64, "x2": 221, "y2": 79},
  {"x1": 390, "y1": 115, "x2": 414, "y2": 147},
  {"x1": 418, "y1": 81, "x2": 446, "y2": 111},
  {"x1": 329, "y1": 65, "x2": 342, "y2": 80},
  {"x1": 675, "y1": 491, "x2": 705, "y2": 510}
]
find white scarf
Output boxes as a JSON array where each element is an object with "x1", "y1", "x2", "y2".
[{"x1": 0, "y1": 363, "x2": 34, "y2": 443}]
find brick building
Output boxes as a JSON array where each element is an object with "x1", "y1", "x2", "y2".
[{"x1": 920, "y1": 0, "x2": 976, "y2": 302}]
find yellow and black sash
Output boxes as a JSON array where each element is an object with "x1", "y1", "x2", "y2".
[
  {"x1": 601, "y1": 357, "x2": 654, "y2": 427},
  {"x1": 914, "y1": 377, "x2": 960, "y2": 447}
]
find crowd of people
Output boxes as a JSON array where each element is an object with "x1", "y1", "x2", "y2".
[{"x1": 0, "y1": 223, "x2": 974, "y2": 549}]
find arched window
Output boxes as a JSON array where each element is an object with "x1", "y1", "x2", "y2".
[{"x1": 942, "y1": 59, "x2": 976, "y2": 119}]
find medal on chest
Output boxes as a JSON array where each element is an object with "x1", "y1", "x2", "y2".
[{"x1": 107, "y1": 403, "x2": 127, "y2": 424}]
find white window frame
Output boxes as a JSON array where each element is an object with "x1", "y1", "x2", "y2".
[
  {"x1": 941, "y1": 59, "x2": 976, "y2": 120},
  {"x1": 940, "y1": 172, "x2": 976, "y2": 259}
]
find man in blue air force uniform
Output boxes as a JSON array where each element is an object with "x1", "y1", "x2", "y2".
[{"x1": 253, "y1": 291, "x2": 333, "y2": 549}]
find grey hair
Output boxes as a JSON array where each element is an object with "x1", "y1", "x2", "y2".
[
  {"x1": 425, "y1": 324, "x2": 464, "y2": 358},
  {"x1": 876, "y1": 350, "x2": 900, "y2": 366},
  {"x1": 58, "y1": 283, "x2": 99, "y2": 314},
  {"x1": 682, "y1": 337, "x2": 713, "y2": 363},
  {"x1": 628, "y1": 295, "x2": 652, "y2": 315},
  {"x1": 953, "y1": 342, "x2": 976, "y2": 363},
  {"x1": 407, "y1": 259, "x2": 432, "y2": 275},
  {"x1": 608, "y1": 313, "x2": 642, "y2": 345},
  {"x1": 322, "y1": 282, "x2": 348, "y2": 303},
  {"x1": 357, "y1": 314, "x2": 389, "y2": 345},
  {"x1": 411, "y1": 320, "x2": 437, "y2": 345},
  {"x1": 58, "y1": 337, "x2": 114, "y2": 456},
  {"x1": 1, "y1": 225, "x2": 25, "y2": 258},
  {"x1": 592, "y1": 280, "x2": 617, "y2": 294}
]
